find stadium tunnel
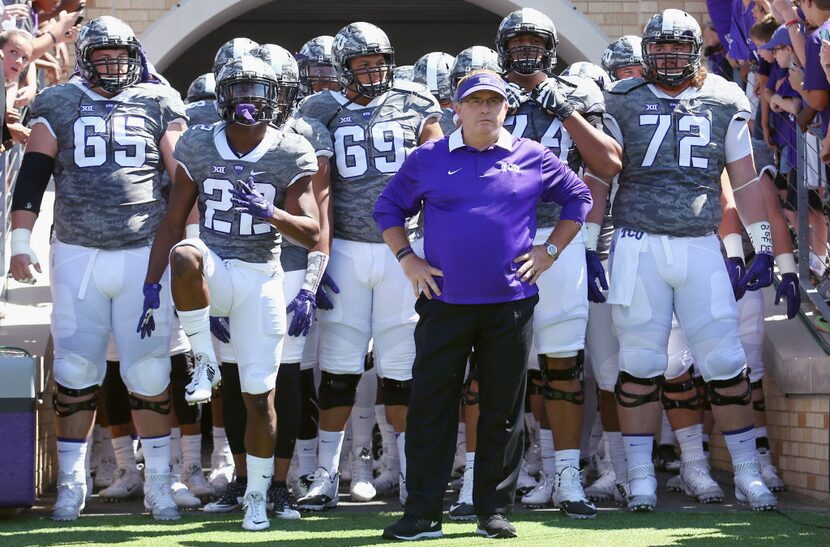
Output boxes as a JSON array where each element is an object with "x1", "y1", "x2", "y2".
[{"x1": 143, "y1": 0, "x2": 610, "y2": 94}]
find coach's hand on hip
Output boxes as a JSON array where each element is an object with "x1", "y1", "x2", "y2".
[
  {"x1": 514, "y1": 244, "x2": 554, "y2": 285},
  {"x1": 400, "y1": 253, "x2": 444, "y2": 299}
]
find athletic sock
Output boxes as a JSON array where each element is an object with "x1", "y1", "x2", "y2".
[
  {"x1": 142, "y1": 434, "x2": 172, "y2": 476},
  {"x1": 554, "y1": 448, "x2": 581, "y2": 474},
  {"x1": 177, "y1": 307, "x2": 215, "y2": 359},
  {"x1": 181, "y1": 434, "x2": 202, "y2": 468},
  {"x1": 606, "y1": 431, "x2": 627, "y2": 481},
  {"x1": 57, "y1": 438, "x2": 88, "y2": 478},
  {"x1": 675, "y1": 424, "x2": 704, "y2": 462},
  {"x1": 723, "y1": 425, "x2": 758, "y2": 469},
  {"x1": 296, "y1": 437, "x2": 318, "y2": 476},
  {"x1": 246, "y1": 454, "x2": 274, "y2": 497},
  {"x1": 539, "y1": 428, "x2": 556, "y2": 475},
  {"x1": 318, "y1": 429, "x2": 345, "y2": 474},
  {"x1": 112, "y1": 435, "x2": 137, "y2": 470}
]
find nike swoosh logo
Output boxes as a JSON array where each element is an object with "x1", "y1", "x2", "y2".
[
  {"x1": 357, "y1": 415, "x2": 372, "y2": 419},
  {"x1": 448, "y1": 168, "x2": 462, "y2": 175},
  {"x1": 430, "y1": 521, "x2": 439, "y2": 527},
  {"x1": 152, "y1": 444, "x2": 168, "y2": 449},
  {"x1": 253, "y1": 520, "x2": 268, "y2": 525},
  {"x1": 250, "y1": 170, "x2": 267, "y2": 176},
  {"x1": 630, "y1": 443, "x2": 649, "y2": 447}
]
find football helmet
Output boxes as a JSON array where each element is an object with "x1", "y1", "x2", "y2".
[
  {"x1": 393, "y1": 65, "x2": 414, "y2": 82},
  {"x1": 601, "y1": 35, "x2": 644, "y2": 81},
  {"x1": 450, "y1": 46, "x2": 500, "y2": 96},
  {"x1": 296, "y1": 35, "x2": 338, "y2": 95},
  {"x1": 251, "y1": 44, "x2": 301, "y2": 126},
  {"x1": 216, "y1": 56, "x2": 280, "y2": 126},
  {"x1": 213, "y1": 37, "x2": 260, "y2": 78},
  {"x1": 332, "y1": 22, "x2": 395, "y2": 97},
  {"x1": 561, "y1": 62, "x2": 611, "y2": 91},
  {"x1": 641, "y1": 9, "x2": 703, "y2": 87},
  {"x1": 75, "y1": 16, "x2": 144, "y2": 93},
  {"x1": 496, "y1": 8, "x2": 557, "y2": 75},
  {"x1": 413, "y1": 52, "x2": 455, "y2": 103},
  {"x1": 186, "y1": 72, "x2": 216, "y2": 103}
]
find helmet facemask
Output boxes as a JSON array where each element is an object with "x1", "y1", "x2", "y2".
[
  {"x1": 84, "y1": 45, "x2": 142, "y2": 93},
  {"x1": 642, "y1": 39, "x2": 700, "y2": 87},
  {"x1": 300, "y1": 62, "x2": 339, "y2": 95},
  {"x1": 500, "y1": 30, "x2": 555, "y2": 75},
  {"x1": 344, "y1": 53, "x2": 395, "y2": 98},
  {"x1": 217, "y1": 76, "x2": 278, "y2": 126}
]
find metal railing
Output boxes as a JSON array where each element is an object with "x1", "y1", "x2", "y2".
[{"x1": 1, "y1": 144, "x2": 24, "y2": 316}]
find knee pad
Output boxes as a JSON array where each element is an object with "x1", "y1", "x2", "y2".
[
  {"x1": 128, "y1": 393, "x2": 171, "y2": 415},
  {"x1": 527, "y1": 370, "x2": 544, "y2": 396},
  {"x1": 103, "y1": 361, "x2": 131, "y2": 426},
  {"x1": 170, "y1": 353, "x2": 200, "y2": 424},
  {"x1": 706, "y1": 369, "x2": 751, "y2": 407},
  {"x1": 53, "y1": 383, "x2": 98, "y2": 417},
  {"x1": 750, "y1": 379, "x2": 766, "y2": 412},
  {"x1": 318, "y1": 371, "x2": 361, "y2": 410},
  {"x1": 660, "y1": 375, "x2": 701, "y2": 411},
  {"x1": 381, "y1": 378, "x2": 412, "y2": 407},
  {"x1": 122, "y1": 356, "x2": 171, "y2": 397},
  {"x1": 463, "y1": 377, "x2": 479, "y2": 406},
  {"x1": 614, "y1": 370, "x2": 663, "y2": 408},
  {"x1": 538, "y1": 352, "x2": 585, "y2": 405}
]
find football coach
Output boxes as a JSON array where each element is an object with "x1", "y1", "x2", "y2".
[{"x1": 374, "y1": 70, "x2": 593, "y2": 541}]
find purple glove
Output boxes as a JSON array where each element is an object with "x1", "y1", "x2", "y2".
[
  {"x1": 725, "y1": 257, "x2": 747, "y2": 301},
  {"x1": 136, "y1": 283, "x2": 161, "y2": 339},
  {"x1": 586, "y1": 250, "x2": 608, "y2": 304},
  {"x1": 316, "y1": 272, "x2": 340, "y2": 311},
  {"x1": 775, "y1": 272, "x2": 801, "y2": 319},
  {"x1": 287, "y1": 289, "x2": 316, "y2": 337},
  {"x1": 739, "y1": 252, "x2": 774, "y2": 292},
  {"x1": 230, "y1": 176, "x2": 275, "y2": 219},
  {"x1": 210, "y1": 316, "x2": 231, "y2": 343}
]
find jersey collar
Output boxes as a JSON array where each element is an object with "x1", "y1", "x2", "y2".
[
  {"x1": 332, "y1": 89, "x2": 389, "y2": 110},
  {"x1": 213, "y1": 122, "x2": 280, "y2": 163}
]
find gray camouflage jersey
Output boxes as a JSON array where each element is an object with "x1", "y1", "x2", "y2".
[
  {"x1": 280, "y1": 115, "x2": 334, "y2": 272},
  {"x1": 605, "y1": 75, "x2": 751, "y2": 237},
  {"x1": 174, "y1": 122, "x2": 318, "y2": 263},
  {"x1": 503, "y1": 74, "x2": 605, "y2": 228},
  {"x1": 185, "y1": 99, "x2": 220, "y2": 126},
  {"x1": 439, "y1": 108, "x2": 456, "y2": 135},
  {"x1": 295, "y1": 80, "x2": 441, "y2": 242},
  {"x1": 29, "y1": 79, "x2": 187, "y2": 249}
]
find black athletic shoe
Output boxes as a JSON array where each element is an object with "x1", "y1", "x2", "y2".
[
  {"x1": 382, "y1": 514, "x2": 443, "y2": 541},
  {"x1": 267, "y1": 482, "x2": 301, "y2": 520},
  {"x1": 475, "y1": 513, "x2": 517, "y2": 539},
  {"x1": 203, "y1": 477, "x2": 246, "y2": 513}
]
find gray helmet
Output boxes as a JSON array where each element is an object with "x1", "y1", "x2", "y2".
[
  {"x1": 332, "y1": 22, "x2": 395, "y2": 97},
  {"x1": 561, "y1": 62, "x2": 611, "y2": 91},
  {"x1": 251, "y1": 44, "x2": 301, "y2": 125},
  {"x1": 601, "y1": 35, "x2": 644, "y2": 80},
  {"x1": 75, "y1": 16, "x2": 144, "y2": 93},
  {"x1": 413, "y1": 52, "x2": 455, "y2": 103},
  {"x1": 641, "y1": 9, "x2": 702, "y2": 87},
  {"x1": 296, "y1": 35, "x2": 337, "y2": 95},
  {"x1": 450, "y1": 46, "x2": 500, "y2": 95},
  {"x1": 186, "y1": 72, "x2": 216, "y2": 103},
  {"x1": 216, "y1": 55, "x2": 279, "y2": 126},
  {"x1": 495, "y1": 8, "x2": 557, "y2": 75},
  {"x1": 393, "y1": 64, "x2": 414, "y2": 82},
  {"x1": 213, "y1": 37, "x2": 260, "y2": 77}
]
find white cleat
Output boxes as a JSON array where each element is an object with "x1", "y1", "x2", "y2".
[
  {"x1": 626, "y1": 464, "x2": 657, "y2": 512},
  {"x1": 93, "y1": 456, "x2": 117, "y2": 490},
  {"x1": 144, "y1": 472, "x2": 181, "y2": 521},
  {"x1": 296, "y1": 468, "x2": 339, "y2": 511},
  {"x1": 668, "y1": 458, "x2": 724, "y2": 504},
  {"x1": 516, "y1": 458, "x2": 538, "y2": 498},
  {"x1": 242, "y1": 490, "x2": 270, "y2": 531},
  {"x1": 185, "y1": 353, "x2": 221, "y2": 404},
  {"x1": 448, "y1": 466, "x2": 475, "y2": 521},
  {"x1": 757, "y1": 448, "x2": 785, "y2": 493},
  {"x1": 552, "y1": 466, "x2": 597, "y2": 519},
  {"x1": 208, "y1": 464, "x2": 234, "y2": 496},
  {"x1": 99, "y1": 467, "x2": 143, "y2": 502},
  {"x1": 521, "y1": 472, "x2": 554, "y2": 508},
  {"x1": 51, "y1": 472, "x2": 86, "y2": 521},
  {"x1": 171, "y1": 480, "x2": 202, "y2": 509},
  {"x1": 585, "y1": 465, "x2": 617, "y2": 503},
  {"x1": 373, "y1": 453, "x2": 400, "y2": 497},
  {"x1": 734, "y1": 461, "x2": 777, "y2": 511},
  {"x1": 349, "y1": 447, "x2": 377, "y2": 502},
  {"x1": 182, "y1": 463, "x2": 214, "y2": 497},
  {"x1": 525, "y1": 443, "x2": 542, "y2": 478}
]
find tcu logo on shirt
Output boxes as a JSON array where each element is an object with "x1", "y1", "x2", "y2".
[{"x1": 497, "y1": 161, "x2": 520, "y2": 173}]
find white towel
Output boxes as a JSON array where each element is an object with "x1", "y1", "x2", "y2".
[{"x1": 607, "y1": 230, "x2": 648, "y2": 306}]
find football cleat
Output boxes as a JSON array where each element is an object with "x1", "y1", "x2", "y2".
[
  {"x1": 93, "y1": 456, "x2": 117, "y2": 489},
  {"x1": 185, "y1": 353, "x2": 221, "y2": 404},
  {"x1": 349, "y1": 447, "x2": 376, "y2": 502},
  {"x1": 203, "y1": 477, "x2": 246, "y2": 512},
  {"x1": 208, "y1": 464, "x2": 234, "y2": 496},
  {"x1": 242, "y1": 490, "x2": 270, "y2": 531},
  {"x1": 182, "y1": 463, "x2": 214, "y2": 497},
  {"x1": 144, "y1": 472, "x2": 181, "y2": 521},
  {"x1": 757, "y1": 448, "x2": 785, "y2": 492},
  {"x1": 521, "y1": 472, "x2": 554, "y2": 508},
  {"x1": 734, "y1": 461, "x2": 777, "y2": 511},
  {"x1": 525, "y1": 442, "x2": 543, "y2": 478},
  {"x1": 667, "y1": 458, "x2": 724, "y2": 504},
  {"x1": 626, "y1": 464, "x2": 657, "y2": 512},
  {"x1": 51, "y1": 472, "x2": 86, "y2": 521},
  {"x1": 297, "y1": 468, "x2": 339, "y2": 511},
  {"x1": 552, "y1": 466, "x2": 597, "y2": 519},
  {"x1": 373, "y1": 453, "x2": 400, "y2": 497},
  {"x1": 99, "y1": 466, "x2": 143, "y2": 502},
  {"x1": 516, "y1": 458, "x2": 538, "y2": 498},
  {"x1": 448, "y1": 466, "x2": 475, "y2": 521},
  {"x1": 171, "y1": 480, "x2": 201, "y2": 509},
  {"x1": 267, "y1": 483, "x2": 301, "y2": 520},
  {"x1": 585, "y1": 465, "x2": 617, "y2": 503}
]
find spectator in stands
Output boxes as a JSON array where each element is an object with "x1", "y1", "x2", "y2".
[
  {"x1": 0, "y1": 28, "x2": 31, "y2": 146},
  {"x1": 728, "y1": 0, "x2": 758, "y2": 84},
  {"x1": 750, "y1": 17, "x2": 781, "y2": 143},
  {"x1": 705, "y1": 20, "x2": 734, "y2": 79}
]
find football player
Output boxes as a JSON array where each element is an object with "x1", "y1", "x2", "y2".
[
  {"x1": 141, "y1": 55, "x2": 320, "y2": 530},
  {"x1": 601, "y1": 35, "x2": 645, "y2": 81},
  {"x1": 296, "y1": 35, "x2": 340, "y2": 96},
  {"x1": 413, "y1": 52, "x2": 456, "y2": 134},
  {"x1": 10, "y1": 16, "x2": 187, "y2": 521},
  {"x1": 595, "y1": 9, "x2": 778, "y2": 512},
  {"x1": 185, "y1": 72, "x2": 216, "y2": 104},
  {"x1": 294, "y1": 21, "x2": 443, "y2": 510},
  {"x1": 496, "y1": 7, "x2": 621, "y2": 518}
]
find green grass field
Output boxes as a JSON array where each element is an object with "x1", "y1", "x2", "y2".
[{"x1": 2, "y1": 510, "x2": 830, "y2": 546}]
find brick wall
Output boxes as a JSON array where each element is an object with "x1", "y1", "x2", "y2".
[
  {"x1": 84, "y1": 0, "x2": 179, "y2": 35},
  {"x1": 709, "y1": 375, "x2": 830, "y2": 502}
]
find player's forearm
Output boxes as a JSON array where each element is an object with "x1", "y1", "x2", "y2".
[
  {"x1": 583, "y1": 172, "x2": 610, "y2": 226},
  {"x1": 11, "y1": 210, "x2": 37, "y2": 231},
  {"x1": 310, "y1": 161, "x2": 332, "y2": 255},
  {"x1": 563, "y1": 114, "x2": 622, "y2": 180},
  {"x1": 763, "y1": 174, "x2": 794, "y2": 255},
  {"x1": 270, "y1": 210, "x2": 319, "y2": 250}
]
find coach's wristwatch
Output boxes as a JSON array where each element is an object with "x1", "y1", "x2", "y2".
[{"x1": 545, "y1": 243, "x2": 559, "y2": 261}]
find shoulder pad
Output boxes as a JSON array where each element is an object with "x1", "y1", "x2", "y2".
[
  {"x1": 559, "y1": 74, "x2": 605, "y2": 114},
  {"x1": 391, "y1": 80, "x2": 439, "y2": 104},
  {"x1": 606, "y1": 77, "x2": 648, "y2": 95}
]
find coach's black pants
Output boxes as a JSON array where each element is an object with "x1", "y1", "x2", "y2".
[{"x1": 404, "y1": 294, "x2": 537, "y2": 520}]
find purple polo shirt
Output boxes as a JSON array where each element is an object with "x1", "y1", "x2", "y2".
[
  {"x1": 707, "y1": 0, "x2": 734, "y2": 47},
  {"x1": 727, "y1": 0, "x2": 756, "y2": 61},
  {"x1": 374, "y1": 128, "x2": 592, "y2": 305},
  {"x1": 803, "y1": 21, "x2": 830, "y2": 136}
]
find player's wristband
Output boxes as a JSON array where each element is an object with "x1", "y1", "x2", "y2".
[
  {"x1": 722, "y1": 233, "x2": 745, "y2": 259},
  {"x1": 301, "y1": 251, "x2": 329, "y2": 294},
  {"x1": 746, "y1": 221, "x2": 773, "y2": 255},
  {"x1": 185, "y1": 224, "x2": 200, "y2": 239},
  {"x1": 775, "y1": 253, "x2": 797, "y2": 275},
  {"x1": 582, "y1": 222, "x2": 601, "y2": 252}
]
